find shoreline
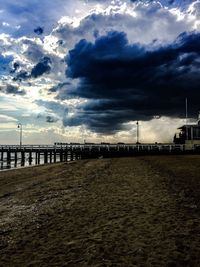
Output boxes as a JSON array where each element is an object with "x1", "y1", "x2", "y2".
[{"x1": 0, "y1": 159, "x2": 76, "y2": 173}]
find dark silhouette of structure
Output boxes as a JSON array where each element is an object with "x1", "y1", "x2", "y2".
[{"x1": 174, "y1": 112, "x2": 200, "y2": 149}]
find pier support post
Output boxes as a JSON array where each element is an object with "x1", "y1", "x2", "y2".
[
  {"x1": 44, "y1": 151, "x2": 48, "y2": 164},
  {"x1": 70, "y1": 151, "x2": 73, "y2": 161},
  {"x1": 1, "y1": 151, "x2": 3, "y2": 169},
  {"x1": 14, "y1": 151, "x2": 17, "y2": 167},
  {"x1": 60, "y1": 150, "x2": 63, "y2": 162},
  {"x1": 50, "y1": 151, "x2": 52, "y2": 163},
  {"x1": 54, "y1": 150, "x2": 56, "y2": 163},
  {"x1": 7, "y1": 151, "x2": 11, "y2": 161},
  {"x1": 38, "y1": 152, "x2": 40, "y2": 164},
  {"x1": 35, "y1": 152, "x2": 38, "y2": 165},
  {"x1": 29, "y1": 152, "x2": 32, "y2": 165},
  {"x1": 64, "y1": 149, "x2": 68, "y2": 162},
  {"x1": 7, "y1": 151, "x2": 11, "y2": 168},
  {"x1": 21, "y1": 151, "x2": 25, "y2": 166}
]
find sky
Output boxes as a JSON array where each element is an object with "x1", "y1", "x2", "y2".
[{"x1": 0, "y1": 0, "x2": 200, "y2": 144}]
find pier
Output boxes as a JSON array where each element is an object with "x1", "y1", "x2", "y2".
[{"x1": 0, "y1": 143, "x2": 199, "y2": 170}]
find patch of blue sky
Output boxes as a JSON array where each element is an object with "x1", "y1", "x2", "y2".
[
  {"x1": 0, "y1": 0, "x2": 79, "y2": 37},
  {"x1": 0, "y1": 54, "x2": 13, "y2": 75}
]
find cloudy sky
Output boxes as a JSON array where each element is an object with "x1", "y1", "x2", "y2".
[{"x1": 0, "y1": 0, "x2": 200, "y2": 144}]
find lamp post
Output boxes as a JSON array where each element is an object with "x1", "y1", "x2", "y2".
[
  {"x1": 136, "y1": 121, "x2": 139, "y2": 144},
  {"x1": 17, "y1": 123, "x2": 22, "y2": 147}
]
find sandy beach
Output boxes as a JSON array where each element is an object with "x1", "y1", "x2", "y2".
[{"x1": 1, "y1": 156, "x2": 200, "y2": 266}]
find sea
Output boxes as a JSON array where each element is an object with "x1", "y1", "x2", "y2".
[{"x1": 0, "y1": 152, "x2": 68, "y2": 171}]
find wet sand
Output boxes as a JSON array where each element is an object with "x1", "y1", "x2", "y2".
[{"x1": 1, "y1": 156, "x2": 200, "y2": 266}]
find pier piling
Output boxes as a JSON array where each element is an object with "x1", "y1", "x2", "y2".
[
  {"x1": 0, "y1": 143, "x2": 198, "y2": 170},
  {"x1": 21, "y1": 151, "x2": 25, "y2": 166},
  {"x1": 50, "y1": 151, "x2": 52, "y2": 163},
  {"x1": 44, "y1": 151, "x2": 48, "y2": 164},
  {"x1": 38, "y1": 152, "x2": 40, "y2": 164},
  {"x1": 14, "y1": 151, "x2": 17, "y2": 167},
  {"x1": 54, "y1": 150, "x2": 56, "y2": 163},
  {"x1": 35, "y1": 152, "x2": 38, "y2": 165},
  {"x1": 60, "y1": 150, "x2": 63, "y2": 162},
  {"x1": 29, "y1": 152, "x2": 32, "y2": 165}
]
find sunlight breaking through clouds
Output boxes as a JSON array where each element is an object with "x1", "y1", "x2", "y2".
[{"x1": 0, "y1": 0, "x2": 200, "y2": 143}]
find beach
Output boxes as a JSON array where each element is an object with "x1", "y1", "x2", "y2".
[{"x1": 1, "y1": 156, "x2": 200, "y2": 266}]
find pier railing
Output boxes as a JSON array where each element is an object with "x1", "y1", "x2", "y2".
[
  {"x1": 0, "y1": 143, "x2": 198, "y2": 170},
  {"x1": 0, "y1": 143, "x2": 185, "y2": 150}
]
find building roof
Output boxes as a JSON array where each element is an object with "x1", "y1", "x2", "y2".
[{"x1": 178, "y1": 124, "x2": 199, "y2": 129}]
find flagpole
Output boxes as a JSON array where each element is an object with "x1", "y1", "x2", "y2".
[{"x1": 185, "y1": 97, "x2": 188, "y2": 125}]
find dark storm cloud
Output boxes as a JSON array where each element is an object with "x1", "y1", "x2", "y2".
[
  {"x1": 49, "y1": 82, "x2": 71, "y2": 93},
  {"x1": 34, "y1": 27, "x2": 44, "y2": 35},
  {"x1": 0, "y1": 84, "x2": 25, "y2": 95},
  {"x1": 14, "y1": 56, "x2": 52, "y2": 81},
  {"x1": 14, "y1": 71, "x2": 29, "y2": 81},
  {"x1": 31, "y1": 57, "x2": 51, "y2": 78},
  {"x1": 61, "y1": 31, "x2": 200, "y2": 133},
  {"x1": 10, "y1": 62, "x2": 20, "y2": 73},
  {"x1": 46, "y1": 115, "x2": 58, "y2": 123}
]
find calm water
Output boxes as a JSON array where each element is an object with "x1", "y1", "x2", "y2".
[{"x1": 0, "y1": 152, "x2": 73, "y2": 171}]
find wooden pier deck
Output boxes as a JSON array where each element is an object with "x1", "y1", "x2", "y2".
[{"x1": 0, "y1": 143, "x2": 198, "y2": 170}]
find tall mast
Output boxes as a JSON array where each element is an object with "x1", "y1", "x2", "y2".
[
  {"x1": 185, "y1": 97, "x2": 188, "y2": 125},
  {"x1": 185, "y1": 98, "x2": 188, "y2": 140}
]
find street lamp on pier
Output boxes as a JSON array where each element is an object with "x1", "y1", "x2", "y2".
[
  {"x1": 17, "y1": 123, "x2": 22, "y2": 147},
  {"x1": 136, "y1": 121, "x2": 139, "y2": 144}
]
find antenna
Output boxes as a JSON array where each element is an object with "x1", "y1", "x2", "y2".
[
  {"x1": 185, "y1": 98, "x2": 188, "y2": 140},
  {"x1": 185, "y1": 97, "x2": 188, "y2": 125}
]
